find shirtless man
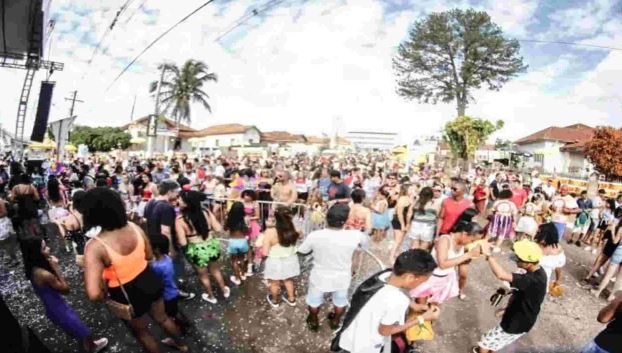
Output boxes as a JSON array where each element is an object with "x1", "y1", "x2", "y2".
[{"x1": 271, "y1": 170, "x2": 298, "y2": 205}]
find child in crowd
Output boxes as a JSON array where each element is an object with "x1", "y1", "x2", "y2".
[
  {"x1": 515, "y1": 202, "x2": 538, "y2": 241},
  {"x1": 150, "y1": 235, "x2": 193, "y2": 336},
  {"x1": 226, "y1": 202, "x2": 250, "y2": 285}
]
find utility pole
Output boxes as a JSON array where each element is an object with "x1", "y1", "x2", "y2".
[
  {"x1": 65, "y1": 90, "x2": 83, "y2": 120},
  {"x1": 129, "y1": 94, "x2": 137, "y2": 122},
  {"x1": 60, "y1": 91, "x2": 83, "y2": 157},
  {"x1": 147, "y1": 66, "x2": 166, "y2": 157}
]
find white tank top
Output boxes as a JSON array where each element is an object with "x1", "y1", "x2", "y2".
[{"x1": 431, "y1": 234, "x2": 465, "y2": 276}]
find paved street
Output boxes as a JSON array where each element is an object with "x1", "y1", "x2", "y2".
[{"x1": 1, "y1": 225, "x2": 612, "y2": 353}]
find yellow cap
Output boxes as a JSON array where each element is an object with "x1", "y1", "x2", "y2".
[{"x1": 513, "y1": 240, "x2": 543, "y2": 263}]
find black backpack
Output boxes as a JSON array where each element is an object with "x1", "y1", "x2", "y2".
[{"x1": 331, "y1": 269, "x2": 398, "y2": 352}]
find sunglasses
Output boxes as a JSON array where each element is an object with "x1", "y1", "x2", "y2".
[{"x1": 451, "y1": 187, "x2": 458, "y2": 191}]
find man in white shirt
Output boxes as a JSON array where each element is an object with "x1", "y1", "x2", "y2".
[
  {"x1": 542, "y1": 179, "x2": 557, "y2": 200},
  {"x1": 298, "y1": 204, "x2": 369, "y2": 331},
  {"x1": 550, "y1": 185, "x2": 581, "y2": 241},
  {"x1": 337, "y1": 250, "x2": 440, "y2": 353}
]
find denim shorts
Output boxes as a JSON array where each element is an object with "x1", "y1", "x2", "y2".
[
  {"x1": 580, "y1": 340, "x2": 609, "y2": 353},
  {"x1": 306, "y1": 286, "x2": 349, "y2": 308},
  {"x1": 227, "y1": 238, "x2": 249, "y2": 256}
]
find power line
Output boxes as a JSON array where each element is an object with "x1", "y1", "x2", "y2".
[
  {"x1": 517, "y1": 39, "x2": 622, "y2": 52},
  {"x1": 87, "y1": 0, "x2": 137, "y2": 66},
  {"x1": 214, "y1": 0, "x2": 288, "y2": 43},
  {"x1": 107, "y1": 0, "x2": 217, "y2": 90}
]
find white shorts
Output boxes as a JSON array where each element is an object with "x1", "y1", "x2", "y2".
[
  {"x1": 408, "y1": 221, "x2": 436, "y2": 242},
  {"x1": 479, "y1": 325, "x2": 525, "y2": 352}
]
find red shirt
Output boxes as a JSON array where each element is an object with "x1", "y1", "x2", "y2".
[
  {"x1": 440, "y1": 198, "x2": 474, "y2": 234},
  {"x1": 511, "y1": 188, "x2": 528, "y2": 208}
]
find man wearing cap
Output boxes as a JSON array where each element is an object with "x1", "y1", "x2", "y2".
[
  {"x1": 298, "y1": 204, "x2": 369, "y2": 332},
  {"x1": 474, "y1": 240, "x2": 547, "y2": 353},
  {"x1": 550, "y1": 185, "x2": 581, "y2": 241}
]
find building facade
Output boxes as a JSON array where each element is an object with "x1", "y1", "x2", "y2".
[
  {"x1": 346, "y1": 131, "x2": 398, "y2": 150},
  {"x1": 187, "y1": 124, "x2": 261, "y2": 150},
  {"x1": 515, "y1": 124, "x2": 594, "y2": 177}
]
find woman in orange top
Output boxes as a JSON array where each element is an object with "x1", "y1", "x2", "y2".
[{"x1": 83, "y1": 188, "x2": 187, "y2": 353}]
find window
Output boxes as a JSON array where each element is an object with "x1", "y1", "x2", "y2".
[{"x1": 534, "y1": 153, "x2": 544, "y2": 164}]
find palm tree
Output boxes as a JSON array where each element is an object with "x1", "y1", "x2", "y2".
[{"x1": 149, "y1": 59, "x2": 217, "y2": 135}]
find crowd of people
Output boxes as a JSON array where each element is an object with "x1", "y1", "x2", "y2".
[{"x1": 0, "y1": 152, "x2": 621, "y2": 353}]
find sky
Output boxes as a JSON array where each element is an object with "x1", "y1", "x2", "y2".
[{"x1": 0, "y1": 0, "x2": 621, "y2": 144}]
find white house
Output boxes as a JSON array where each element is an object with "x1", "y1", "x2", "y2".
[
  {"x1": 346, "y1": 131, "x2": 398, "y2": 150},
  {"x1": 187, "y1": 124, "x2": 261, "y2": 150},
  {"x1": 120, "y1": 116, "x2": 197, "y2": 153},
  {"x1": 515, "y1": 124, "x2": 594, "y2": 177}
]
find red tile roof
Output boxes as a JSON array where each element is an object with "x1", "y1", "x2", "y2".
[
  {"x1": 515, "y1": 124, "x2": 594, "y2": 145},
  {"x1": 121, "y1": 116, "x2": 196, "y2": 132},
  {"x1": 186, "y1": 124, "x2": 256, "y2": 138},
  {"x1": 260, "y1": 131, "x2": 306, "y2": 143}
]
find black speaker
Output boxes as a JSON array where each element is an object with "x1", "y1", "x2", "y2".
[
  {"x1": 30, "y1": 81, "x2": 55, "y2": 142},
  {"x1": 174, "y1": 138, "x2": 182, "y2": 150}
]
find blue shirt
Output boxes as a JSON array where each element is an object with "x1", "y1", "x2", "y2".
[{"x1": 150, "y1": 255, "x2": 178, "y2": 301}]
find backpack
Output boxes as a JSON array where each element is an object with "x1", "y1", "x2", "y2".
[{"x1": 331, "y1": 269, "x2": 409, "y2": 353}]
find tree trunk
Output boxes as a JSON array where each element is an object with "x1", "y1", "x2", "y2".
[{"x1": 456, "y1": 97, "x2": 466, "y2": 117}]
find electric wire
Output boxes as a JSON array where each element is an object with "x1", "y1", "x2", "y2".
[{"x1": 107, "y1": 0, "x2": 216, "y2": 90}]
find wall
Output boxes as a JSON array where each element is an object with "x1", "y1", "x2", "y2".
[
  {"x1": 517, "y1": 140, "x2": 565, "y2": 173},
  {"x1": 563, "y1": 151, "x2": 592, "y2": 178},
  {"x1": 244, "y1": 128, "x2": 261, "y2": 145}
]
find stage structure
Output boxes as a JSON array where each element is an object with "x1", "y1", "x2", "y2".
[{"x1": 0, "y1": 0, "x2": 64, "y2": 155}]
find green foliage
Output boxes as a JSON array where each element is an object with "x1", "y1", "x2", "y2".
[
  {"x1": 149, "y1": 59, "x2": 217, "y2": 132},
  {"x1": 494, "y1": 138, "x2": 513, "y2": 150},
  {"x1": 69, "y1": 126, "x2": 131, "y2": 152},
  {"x1": 393, "y1": 8, "x2": 527, "y2": 116},
  {"x1": 443, "y1": 116, "x2": 504, "y2": 160}
]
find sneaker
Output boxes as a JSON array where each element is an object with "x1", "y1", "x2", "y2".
[
  {"x1": 459, "y1": 293, "x2": 467, "y2": 301},
  {"x1": 230, "y1": 276, "x2": 241, "y2": 286},
  {"x1": 178, "y1": 291, "x2": 195, "y2": 300},
  {"x1": 266, "y1": 294, "x2": 279, "y2": 308},
  {"x1": 223, "y1": 286, "x2": 231, "y2": 299},
  {"x1": 281, "y1": 293, "x2": 296, "y2": 307},
  {"x1": 92, "y1": 338, "x2": 108, "y2": 353},
  {"x1": 201, "y1": 293, "x2": 217, "y2": 304},
  {"x1": 578, "y1": 279, "x2": 593, "y2": 290},
  {"x1": 161, "y1": 338, "x2": 189, "y2": 352}
]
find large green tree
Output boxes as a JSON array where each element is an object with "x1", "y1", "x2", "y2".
[
  {"x1": 149, "y1": 60, "x2": 217, "y2": 134},
  {"x1": 443, "y1": 116, "x2": 503, "y2": 161},
  {"x1": 393, "y1": 9, "x2": 527, "y2": 116},
  {"x1": 69, "y1": 126, "x2": 131, "y2": 152}
]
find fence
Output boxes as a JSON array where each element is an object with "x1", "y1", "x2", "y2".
[
  {"x1": 205, "y1": 197, "x2": 323, "y2": 236},
  {"x1": 206, "y1": 196, "x2": 387, "y2": 295}
]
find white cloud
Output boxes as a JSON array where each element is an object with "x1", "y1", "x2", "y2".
[{"x1": 0, "y1": 0, "x2": 619, "y2": 148}]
